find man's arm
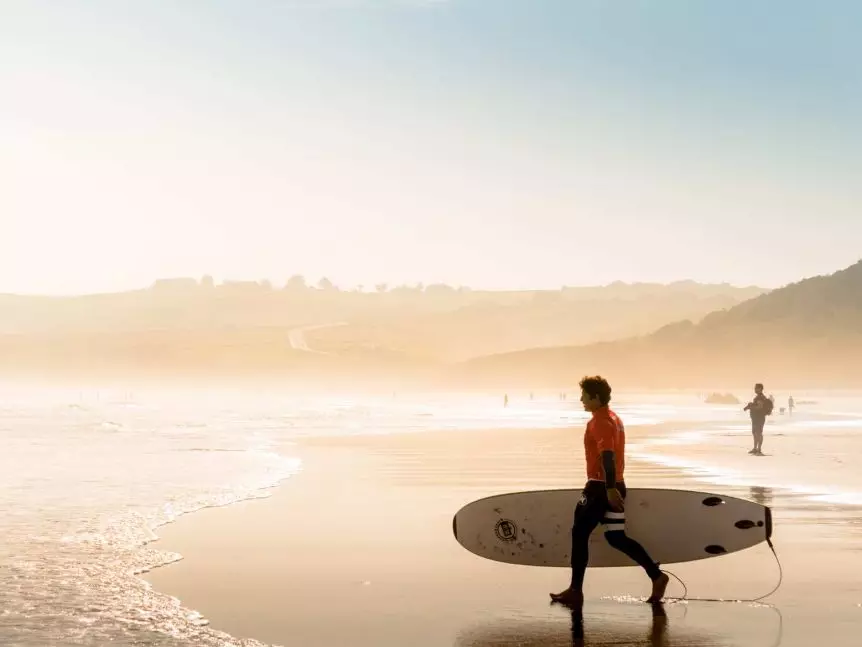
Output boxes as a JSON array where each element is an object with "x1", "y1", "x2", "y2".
[
  {"x1": 601, "y1": 450, "x2": 617, "y2": 488},
  {"x1": 596, "y1": 421, "x2": 624, "y2": 511}
]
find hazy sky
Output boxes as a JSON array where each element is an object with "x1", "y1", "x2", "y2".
[{"x1": 2, "y1": 0, "x2": 860, "y2": 295}]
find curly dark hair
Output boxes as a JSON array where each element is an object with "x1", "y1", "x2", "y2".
[{"x1": 579, "y1": 375, "x2": 612, "y2": 406}]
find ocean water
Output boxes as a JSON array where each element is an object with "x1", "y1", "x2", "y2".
[{"x1": 1, "y1": 384, "x2": 860, "y2": 646}]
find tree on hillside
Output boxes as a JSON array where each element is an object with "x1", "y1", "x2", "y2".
[
  {"x1": 318, "y1": 277, "x2": 337, "y2": 291},
  {"x1": 284, "y1": 275, "x2": 307, "y2": 291},
  {"x1": 425, "y1": 283, "x2": 456, "y2": 295}
]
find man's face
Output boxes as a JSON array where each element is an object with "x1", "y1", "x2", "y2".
[
  {"x1": 755, "y1": 385, "x2": 763, "y2": 394},
  {"x1": 580, "y1": 389, "x2": 600, "y2": 412}
]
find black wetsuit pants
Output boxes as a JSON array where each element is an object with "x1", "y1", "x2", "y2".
[
  {"x1": 569, "y1": 480, "x2": 662, "y2": 589},
  {"x1": 751, "y1": 417, "x2": 765, "y2": 449}
]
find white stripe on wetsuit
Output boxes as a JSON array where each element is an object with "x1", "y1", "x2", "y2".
[{"x1": 603, "y1": 510, "x2": 625, "y2": 531}]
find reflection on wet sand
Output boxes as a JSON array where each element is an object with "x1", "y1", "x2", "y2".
[
  {"x1": 455, "y1": 602, "x2": 721, "y2": 647},
  {"x1": 750, "y1": 486, "x2": 774, "y2": 507},
  {"x1": 570, "y1": 602, "x2": 669, "y2": 647}
]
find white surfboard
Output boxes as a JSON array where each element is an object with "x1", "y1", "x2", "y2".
[{"x1": 453, "y1": 488, "x2": 772, "y2": 567}]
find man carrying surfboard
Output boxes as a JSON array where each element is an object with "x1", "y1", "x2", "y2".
[{"x1": 551, "y1": 375, "x2": 669, "y2": 607}]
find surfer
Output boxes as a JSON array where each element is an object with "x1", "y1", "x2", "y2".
[
  {"x1": 551, "y1": 375, "x2": 669, "y2": 607},
  {"x1": 743, "y1": 383, "x2": 771, "y2": 455}
]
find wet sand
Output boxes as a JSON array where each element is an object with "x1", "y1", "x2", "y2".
[{"x1": 144, "y1": 425, "x2": 862, "y2": 646}]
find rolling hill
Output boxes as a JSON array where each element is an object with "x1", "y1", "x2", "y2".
[
  {"x1": 0, "y1": 279, "x2": 766, "y2": 380},
  {"x1": 453, "y1": 260, "x2": 862, "y2": 389}
]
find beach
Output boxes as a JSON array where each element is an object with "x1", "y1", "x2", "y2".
[
  {"x1": 144, "y1": 412, "x2": 862, "y2": 647},
  {"x1": 5, "y1": 386, "x2": 860, "y2": 646}
]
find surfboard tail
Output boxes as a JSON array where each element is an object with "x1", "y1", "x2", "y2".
[{"x1": 765, "y1": 506, "x2": 773, "y2": 541}]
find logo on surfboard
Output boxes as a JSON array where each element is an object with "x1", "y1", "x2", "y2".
[{"x1": 494, "y1": 519, "x2": 518, "y2": 542}]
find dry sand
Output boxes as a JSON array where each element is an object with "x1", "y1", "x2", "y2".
[{"x1": 144, "y1": 425, "x2": 862, "y2": 646}]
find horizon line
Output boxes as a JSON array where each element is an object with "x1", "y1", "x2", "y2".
[{"x1": 0, "y1": 275, "x2": 772, "y2": 299}]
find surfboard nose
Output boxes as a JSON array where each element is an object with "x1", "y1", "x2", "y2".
[{"x1": 452, "y1": 515, "x2": 458, "y2": 539}]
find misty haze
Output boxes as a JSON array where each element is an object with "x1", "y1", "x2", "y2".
[{"x1": 2, "y1": 2, "x2": 861, "y2": 647}]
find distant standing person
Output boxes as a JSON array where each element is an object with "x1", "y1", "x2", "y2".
[
  {"x1": 743, "y1": 383, "x2": 773, "y2": 455},
  {"x1": 788, "y1": 395, "x2": 795, "y2": 415}
]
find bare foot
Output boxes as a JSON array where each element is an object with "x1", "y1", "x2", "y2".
[
  {"x1": 647, "y1": 573, "x2": 669, "y2": 603},
  {"x1": 550, "y1": 587, "x2": 584, "y2": 607}
]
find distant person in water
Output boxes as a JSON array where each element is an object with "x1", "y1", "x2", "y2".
[
  {"x1": 743, "y1": 383, "x2": 772, "y2": 455},
  {"x1": 550, "y1": 375, "x2": 668, "y2": 607},
  {"x1": 788, "y1": 395, "x2": 795, "y2": 416},
  {"x1": 504, "y1": 394, "x2": 508, "y2": 408}
]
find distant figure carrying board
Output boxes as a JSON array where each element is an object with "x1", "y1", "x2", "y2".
[{"x1": 743, "y1": 383, "x2": 773, "y2": 455}]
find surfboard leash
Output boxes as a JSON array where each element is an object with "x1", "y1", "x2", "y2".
[{"x1": 660, "y1": 537, "x2": 783, "y2": 603}]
